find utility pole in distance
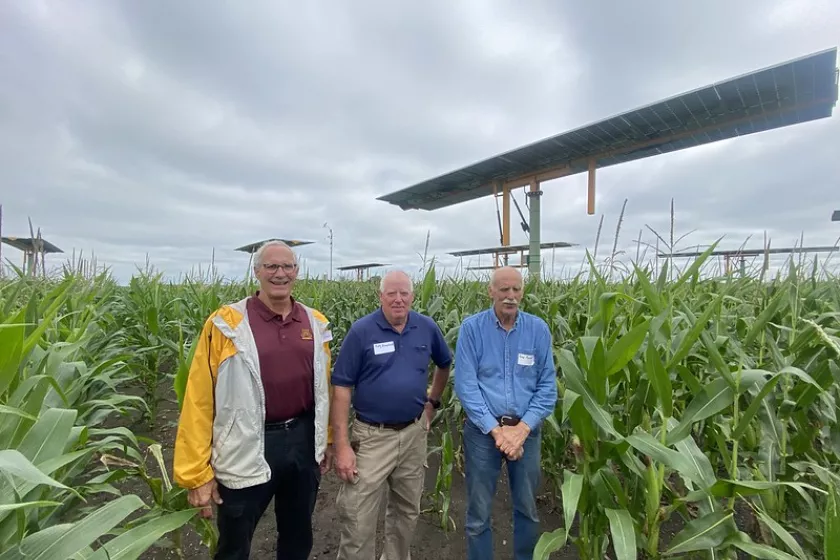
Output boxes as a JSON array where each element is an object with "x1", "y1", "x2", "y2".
[{"x1": 323, "y1": 222, "x2": 333, "y2": 280}]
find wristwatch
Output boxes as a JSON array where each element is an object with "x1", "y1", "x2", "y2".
[{"x1": 426, "y1": 397, "x2": 441, "y2": 409}]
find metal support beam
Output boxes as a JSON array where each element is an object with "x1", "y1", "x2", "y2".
[
  {"x1": 25, "y1": 250, "x2": 35, "y2": 277},
  {"x1": 502, "y1": 185, "x2": 511, "y2": 264},
  {"x1": 587, "y1": 159, "x2": 596, "y2": 215},
  {"x1": 527, "y1": 180, "x2": 542, "y2": 278}
]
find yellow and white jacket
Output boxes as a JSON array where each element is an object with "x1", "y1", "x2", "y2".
[{"x1": 173, "y1": 296, "x2": 332, "y2": 490}]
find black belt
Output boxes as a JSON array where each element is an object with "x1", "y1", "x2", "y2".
[
  {"x1": 498, "y1": 415, "x2": 520, "y2": 426},
  {"x1": 265, "y1": 410, "x2": 313, "y2": 431},
  {"x1": 356, "y1": 412, "x2": 422, "y2": 431}
]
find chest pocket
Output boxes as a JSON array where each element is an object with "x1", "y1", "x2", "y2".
[
  {"x1": 409, "y1": 343, "x2": 432, "y2": 373},
  {"x1": 515, "y1": 348, "x2": 537, "y2": 373}
]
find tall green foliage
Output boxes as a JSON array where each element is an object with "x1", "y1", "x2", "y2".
[{"x1": 3, "y1": 252, "x2": 838, "y2": 558}]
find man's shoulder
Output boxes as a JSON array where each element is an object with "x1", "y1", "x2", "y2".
[
  {"x1": 345, "y1": 309, "x2": 379, "y2": 336},
  {"x1": 301, "y1": 303, "x2": 329, "y2": 326},
  {"x1": 206, "y1": 298, "x2": 248, "y2": 328},
  {"x1": 520, "y1": 310, "x2": 549, "y2": 328},
  {"x1": 409, "y1": 310, "x2": 441, "y2": 329},
  {"x1": 462, "y1": 308, "x2": 492, "y2": 326}
]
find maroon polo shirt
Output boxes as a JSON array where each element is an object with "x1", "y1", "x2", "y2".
[{"x1": 247, "y1": 294, "x2": 315, "y2": 422}]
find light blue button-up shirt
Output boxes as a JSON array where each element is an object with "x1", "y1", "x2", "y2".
[{"x1": 454, "y1": 307, "x2": 558, "y2": 434}]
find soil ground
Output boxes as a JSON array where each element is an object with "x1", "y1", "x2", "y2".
[
  {"x1": 130, "y1": 394, "x2": 580, "y2": 559},
  {"x1": 113, "y1": 389, "x2": 752, "y2": 559}
]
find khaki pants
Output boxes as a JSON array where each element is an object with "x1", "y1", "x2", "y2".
[{"x1": 336, "y1": 416, "x2": 427, "y2": 560}]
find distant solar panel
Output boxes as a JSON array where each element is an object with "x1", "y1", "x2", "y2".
[
  {"x1": 235, "y1": 238, "x2": 314, "y2": 253},
  {"x1": 466, "y1": 264, "x2": 527, "y2": 270},
  {"x1": 378, "y1": 48, "x2": 838, "y2": 211},
  {"x1": 336, "y1": 263, "x2": 388, "y2": 270},
  {"x1": 660, "y1": 245, "x2": 838, "y2": 258},
  {"x1": 1, "y1": 236, "x2": 63, "y2": 253},
  {"x1": 832, "y1": 210, "x2": 840, "y2": 222},
  {"x1": 449, "y1": 241, "x2": 575, "y2": 257}
]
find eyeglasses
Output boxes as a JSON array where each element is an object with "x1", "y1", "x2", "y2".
[{"x1": 262, "y1": 263, "x2": 296, "y2": 273}]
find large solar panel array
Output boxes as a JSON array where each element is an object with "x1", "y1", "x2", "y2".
[{"x1": 378, "y1": 48, "x2": 838, "y2": 212}]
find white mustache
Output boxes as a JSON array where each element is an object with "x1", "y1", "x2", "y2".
[{"x1": 503, "y1": 298, "x2": 518, "y2": 304}]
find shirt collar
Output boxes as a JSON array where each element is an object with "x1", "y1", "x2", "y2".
[
  {"x1": 252, "y1": 292, "x2": 302, "y2": 322},
  {"x1": 489, "y1": 305, "x2": 520, "y2": 329},
  {"x1": 375, "y1": 307, "x2": 416, "y2": 332}
]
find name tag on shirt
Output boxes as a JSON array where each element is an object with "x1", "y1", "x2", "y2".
[
  {"x1": 517, "y1": 353, "x2": 535, "y2": 366},
  {"x1": 373, "y1": 341, "x2": 395, "y2": 355}
]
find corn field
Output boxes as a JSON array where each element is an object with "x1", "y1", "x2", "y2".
[{"x1": 1, "y1": 244, "x2": 839, "y2": 559}]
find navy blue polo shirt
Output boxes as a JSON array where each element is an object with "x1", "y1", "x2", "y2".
[{"x1": 331, "y1": 308, "x2": 452, "y2": 424}]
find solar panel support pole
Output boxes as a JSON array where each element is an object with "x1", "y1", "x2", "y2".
[
  {"x1": 527, "y1": 180, "x2": 542, "y2": 278},
  {"x1": 587, "y1": 159, "x2": 596, "y2": 215},
  {"x1": 502, "y1": 185, "x2": 511, "y2": 264},
  {"x1": 25, "y1": 249, "x2": 35, "y2": 277}
]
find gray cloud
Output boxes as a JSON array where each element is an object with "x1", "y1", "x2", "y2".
[{"x1": 1, "y1": 0, "x2": 838, "y2": 284}]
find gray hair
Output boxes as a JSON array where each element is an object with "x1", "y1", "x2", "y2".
[
  {"x1": 379, "y1": 269, "x2": 413, "y2": 293},
  {"x1": 490, "y1": 266, "x2": 523, "y2": 287},
  {"x1": 253, "y1": 239, "x2": 297, "y2": 268}
]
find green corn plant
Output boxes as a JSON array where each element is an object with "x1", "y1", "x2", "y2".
[
  {"x1": 5, "y1": 238, "x2": 839, "y2": 558},
  {"x1": 534, "y1": 246, "x2": 837, "y2": 559},
  {"x1": 0, "y1": 273, "x2": 195, "y2": 558}
]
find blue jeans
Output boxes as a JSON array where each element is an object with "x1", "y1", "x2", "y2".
[{"x1": 463, "y1": 419, "x2": 541, "y2": 560}]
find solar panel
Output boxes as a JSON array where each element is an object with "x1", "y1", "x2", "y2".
[
  {"x1": 378, "y1": 48, "x2": 839, "y2": 211},
  {"x1": 1, "y1": 236, "x2": 63, "y2": 253},
  {"x1": 449, "y1": 241, "x2": 575, "y2": 257},
  {"x1": 336, "y1": 263, "x2": 389, "y2": 270},
  {"x1": 661, "y1": 245, "x2": 838, "y2": 258},
  {"x1": 235, "y1": 238, "x2": 314, "y2": 253}
]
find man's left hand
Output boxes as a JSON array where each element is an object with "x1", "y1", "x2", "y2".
[
  {"x1": 423, "y1": 402, "x2": 436, "y2": 431},
  {"x1": 497, "y1": 422, "x2": 530, "y2": 455},
  {"x1": 320, "y1": 444, "x2": 334, "y2": 474}
]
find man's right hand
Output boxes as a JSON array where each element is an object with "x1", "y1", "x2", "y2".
[
  {"x1": 188, "y1": 478, "x2": 223, "y2": 518},
  {"x1": 334, "y1": 443, "x2": 358, "y2": 483},
  {"x1": 491, "y1": 427, "x2": 522, "y2": 460}
]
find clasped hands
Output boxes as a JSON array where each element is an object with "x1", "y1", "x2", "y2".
[{"x1": 491, "y1": 422, "x2": 530, "y2": 460}]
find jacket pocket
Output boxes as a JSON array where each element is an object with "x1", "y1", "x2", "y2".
[
  {"x1": 212, "y1": 409, "x2": 263, "y2": 480},
  {"x1": 213, "y1": 409, "x2": 237, "y2": 450}
]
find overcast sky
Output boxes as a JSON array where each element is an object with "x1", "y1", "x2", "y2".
[{"x1": 1, "y1": 1, "x2": 839, "y2": 284}]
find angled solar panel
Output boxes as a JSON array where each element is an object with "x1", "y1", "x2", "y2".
[{"x1": 378, "y1": 48, "x2": 839, "y2": 211}]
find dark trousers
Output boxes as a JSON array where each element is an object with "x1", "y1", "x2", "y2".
[{"x1": 214, "y1": 413, "x2": 321, "y2": 560}]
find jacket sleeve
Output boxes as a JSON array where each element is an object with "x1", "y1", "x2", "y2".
[
  {"x1": 174, "y1": 316, "x2": 219, "y2": 489},
  {"x1": 313, "y1": 309, "x2": 335, "y2": 446},
  {"x1": 325, "y1": 339, "x2": 333, "y2": 445}
]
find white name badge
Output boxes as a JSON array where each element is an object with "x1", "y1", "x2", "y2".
[
  {"x1": 373, "y1": 341, "x2": 395, "y2": 355},
  {"x1": 517, "y1": 353, "x2": 535, "y2": 366}
]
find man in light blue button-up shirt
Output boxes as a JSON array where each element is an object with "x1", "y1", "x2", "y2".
[{"x1": 454, "y1": 266, "x2": 558, "y2": 560}]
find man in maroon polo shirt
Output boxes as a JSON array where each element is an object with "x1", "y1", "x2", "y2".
[{"x1": 177, "y1": 239, "x2": 334, "y2": 560}]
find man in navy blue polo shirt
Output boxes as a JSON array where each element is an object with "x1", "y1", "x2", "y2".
[
  {"x1": 331, "y1": 269, "x2": 451, "y2": 560},
  {"x1": 454, "y1": 266, "x2": 558, "y2": 560}
]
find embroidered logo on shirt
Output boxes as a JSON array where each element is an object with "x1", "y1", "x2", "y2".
[{"x1": 301, "y1": 328, "x2": 313, "y2": 340}]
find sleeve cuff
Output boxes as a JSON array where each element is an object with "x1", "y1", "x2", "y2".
[
  {"x1": 479, "y1": 412, "x2": 499, "y2": 434},
  {"x1": 521, "y1": 411, "x2": 542, "y2": 432}
]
